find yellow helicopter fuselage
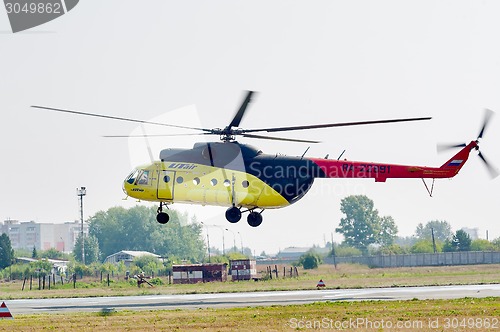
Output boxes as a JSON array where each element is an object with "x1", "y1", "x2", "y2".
[{"x1": 123, "y1": 160, "x2": 290, "y2": 209}]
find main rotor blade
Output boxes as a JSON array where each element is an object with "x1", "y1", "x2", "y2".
[
  {"x1": 436, "y1": 143, "x2": 467, "y2": 153},
  {"x1": 477, "y1": 151, "x2": 499, "y2": 179},
  {"x1": 140, "y1": 124, "x2": 154, "y2": 163},
  {"x1": 228, "y1": 90, "x2": 255, "y2": 129},
  {"x1": 242, "y1": 133, "x2": 321, "y2": 143},
  {"x1": 103, "y1": 133, "x2": 212, "y2": 138},
  {"x1": 31, "y1": 106, "x2": 211, "y2": 132},
  {"x1": 477, "y1": 108, "x2": 494, "y2": 139},
  {"x1": 241, "y1": 116, "x2": 432, "y2": 133}
]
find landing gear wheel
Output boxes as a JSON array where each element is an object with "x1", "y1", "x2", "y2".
[
  {"x1": 225, "y1": 206, "x2": 241, "y2": 223},
  {"x1": 247, "y1": 212, "x2": 263, "y2": 227},
  {"x1": 156, "y1": 212, "x2": 170, "y2": 224}
]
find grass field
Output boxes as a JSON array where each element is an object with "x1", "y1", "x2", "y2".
[
  {"x1": 1, "y1": 298, "x2": 499, "y2": 331},
  {"x1": 1, "y1": 263, "x2": 500, "y2": 300}
]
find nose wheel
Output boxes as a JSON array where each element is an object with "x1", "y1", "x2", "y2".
[{"x1": 156, "y1": 202, "x2": 170, "y2": 224}]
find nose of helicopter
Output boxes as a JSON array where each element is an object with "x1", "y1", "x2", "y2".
[
  {"x1": 122, "y1": 179, "x2": 128, "y2": 195},
  {"x1": 123, "y1": 169, "x2": 139, "y2": 196}
]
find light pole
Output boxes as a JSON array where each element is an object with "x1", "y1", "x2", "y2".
[
  {"x1": 200, "y1": 222, "x2": 211, "y2": 262},
  {"x1": 225, "y1": 228, "x2": 236, "y2": 253},
  {"x1": 202, "y1": 223, "x2": 225, "y2": 256},
  {"x1": 237, "y1": 232, "x2": 244, "y2": 255},
  {"x1": 215, "y1": 225, "x2": 225, "y2": 256},
  {"x1": 77, "y1": 187, "x2": 86, "y2": 264}
]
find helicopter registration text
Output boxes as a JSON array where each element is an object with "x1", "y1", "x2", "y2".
[
  {"x1": 342, "y1": 164, "x2": 392, "y2": 174},
  {"x1": 167, "y1": 163, "x2": 197, "y2": 170}
]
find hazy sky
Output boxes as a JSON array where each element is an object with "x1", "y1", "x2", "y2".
[{"x1": 1, "y1": 1, "x2": 500, "y2": 254}]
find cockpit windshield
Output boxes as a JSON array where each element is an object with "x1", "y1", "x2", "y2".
[
  {"x1": 126, "y1": 170, "x2": 139, "y2": 184},
  {"x1": 126, "y1": 169, "x2": 150, "y2": 185}
]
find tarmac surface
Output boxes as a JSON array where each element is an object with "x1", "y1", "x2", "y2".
[{"x1": 5, "y1": 283, "x2": 500, "y2": 315}]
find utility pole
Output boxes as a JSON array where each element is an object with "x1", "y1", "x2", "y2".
[
  {"x1": 431, "y1": 227, "x2": 437, "y2": 253},
  {"x1": 200, "y1": 222, "x2": 212, "y2": 262},
  {"x1": 212, "y1": 224, "x2": 225, "y2": 255},
  {"x1": 206, "y1": 232, "x2": 211, "y2": 263},
  {"x1": 225, "y1": 228, "x2": 236, "y2": 253},
  {"x1": 77, "y1": 187, "x2": 87, "y2": 264},
  {"x1": 331, "y1": 232, "x2": 337, "y2": 269},
  {"x1": 201, "y1": 222, "x2": 225, "y2": 256},
  {"x1": 220, "y1": 227, "x2": 225, "y2": 256},
  {"x1": 237, "y1": 231, "x2": 243, "y2": 255}
]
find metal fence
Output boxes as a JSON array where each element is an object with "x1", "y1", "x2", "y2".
[{"x1": 324, "y1": 251, "x2": 500, "y2": 268}]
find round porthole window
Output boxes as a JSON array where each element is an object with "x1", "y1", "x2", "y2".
[
  {"x1": 210, "y1": 179, "x2": 218, "y2": 186},
  {"x1": 193, "y1": 177, "x2": 200, "y2": 185},
  {"x1": 176, "y1": 177, "x2": 184, "y2": 184},
  {"x1": 164, "y1": 175, "x2": 171, "y2": 183},
  {"x1": 242, "y1": 180, "x2": 249, "y2": 188},
  {"x1": 223, "y1": 179, "x2": 230, "y2": 187}
]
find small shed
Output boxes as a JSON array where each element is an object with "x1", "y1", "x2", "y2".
[
  {"x1": 229, "y1": 259, "x2": 257, "y2": 281},
  {"x1": 172, "y1": 263, "x2": 228, "y2": 284}
]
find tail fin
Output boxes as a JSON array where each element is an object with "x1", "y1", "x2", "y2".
[{"x1": 439, "y1": 141, "x2": 476, "y2": 176}]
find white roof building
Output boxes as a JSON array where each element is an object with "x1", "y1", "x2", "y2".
[{"x1": 104, "y1": 250, "x2": 161, "y2": 266}]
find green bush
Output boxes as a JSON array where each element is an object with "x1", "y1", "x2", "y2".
[
  {"x1": 371, "y1": 244, "x2": 409, "y2": 255},
  {"x1": 73, "y1": 263, "x2": 94, "y2": 277},
  {"x1": 298, "y1": 251, "x2": 322, "y2": 270},
  {"x1": 131, "y1": 256, "x2": 165, "y2": 276},
  {"x1": 410, "y1": 240, "x2": 442, "y2": 253},
  {"x1": 334, "y1": 245, "x2": 362, "y2": 257},
  {"x1": 149, "y1": 277, "x2": 163, "y2": 286},
  {"x1": 470, "y1": 239, "x2": 497, "y2": 251}
]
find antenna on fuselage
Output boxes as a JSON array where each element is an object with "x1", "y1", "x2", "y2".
[
  {"x1": 337, "y1": 149, "x2": 346, "y2": 160},
  {"x1": 301, "y1": 146, "x2": 310, "y2": 160}
]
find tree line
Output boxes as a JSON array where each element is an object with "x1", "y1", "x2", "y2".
[
  {"x1": 334, "y1": 195, "x2": 500, "y2": 256},
  {"x1": 0, "y1": 206, "x2": 208, "y2": 273},
  {"x1": 82, "y1": 206, "x2": 207, "y2": 264}
]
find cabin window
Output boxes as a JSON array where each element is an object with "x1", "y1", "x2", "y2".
[
  {"x1": 223, "y1": 179, "x2": 230, "y2": 187},
  {"x1": 164, "y1": 175, "x2": 171, "y2": 183},
  {"x1": 176, "y1": 176, "x2": 184, "y2": 184},
  {"x1": 137, "y1": 170, "x2": 149, "y2": 185},
  {"x1": 242, "y1": 180, "x2": 249, "y2": 188},
  {"x1": 193, "y1": 177, "x2": 200, "y2": 185},
  {"x1": 210, "y1": 179, "x2": 218, "y2": 186}
]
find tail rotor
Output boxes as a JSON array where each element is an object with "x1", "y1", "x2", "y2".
[{"x1": 437, "y1": 109, "x2": 498, "y2": 179}]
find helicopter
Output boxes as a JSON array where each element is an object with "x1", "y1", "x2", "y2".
[{"x1": 32, "y1": 91, "x2": 497, "y2": 227}]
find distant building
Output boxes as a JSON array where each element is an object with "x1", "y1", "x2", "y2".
[
  {"x1": 461, "y1": 227, "x2": 479, "y2": 240},
  {"x1": 104, "y1": 250, "x2": 161, "y2": 266},
  {"x1": 0, "y1": 219, "x2": 88, "y2": 253},
  {"x1": 276, "y1": 247, "x2": 311, "y2": 260},
  {"x1": 172, "y1": 263, "x2": 228, "y2": 284},
  {"x1": 16, "y1": 257, "x2": 69, "y2": 276}
]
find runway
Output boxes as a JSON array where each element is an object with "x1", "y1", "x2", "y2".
[{"x1": 5, "y1": 284, "x2": 500, "y2": 315}]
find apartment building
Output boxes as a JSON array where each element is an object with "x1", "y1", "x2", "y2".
[{"x1": 0, "y1": 219, "x2": 89, "y2": 253}]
